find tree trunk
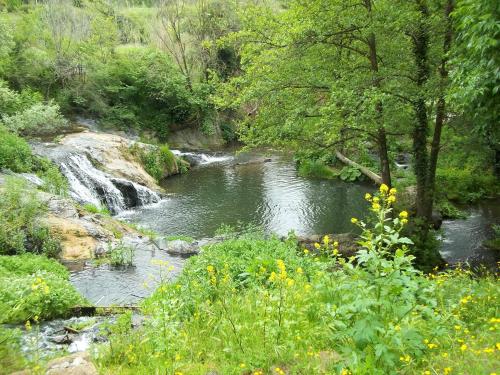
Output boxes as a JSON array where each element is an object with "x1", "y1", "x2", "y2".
[
  {"x1": 427, "y1": 0, "x2": 454, "y2": 220},
  {"x1": 412, "y1": 0, "x2": 431, "y2": 221},
  {"x1": 335, "y1": 150, "x2": 383, "y2": 185}
]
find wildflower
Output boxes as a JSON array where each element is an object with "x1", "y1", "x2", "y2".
[
  {"x1": 387, "y1": 195, "x2": 396, "y2": 203},
  {"x1": 174, "y1": 353, "x2": 181, "y2": 361},
  {"x1": 314, "y1": 242, "x2": 321, "y2": 249},
  {"x1": 207, "y1": 265, "x2": 215, "y2": 274},
  {"x1": 389, "y1": 187, "x2": 397, "y2": 195},
  {"x1": 323, "y1": 235, "x2": 330, "y2": 245},
  {"x1": 303, "y1": 248, "x2": 309, "y2": 255},
  {"x1": 269, "y1": 272, "x2": 277, "y2": 282},
  {"x1": 365, "y1": 193, "x2": 372, "y2": 201},
  {"x1": 454, "y1": 325, "x2": 461, "y2": 331},
  {"x1": 340, "y1": 369, "x2": 352, "y2": 375},
  {"x1": 25, "y1": 320, "x2": 31, "y2": 331},
  {"x1": 379, "y1": 183, "x2": 389, "y2": 193},
  {"x1": 239, "y1": 363, "x2": 246, "y2": 368},
  {"x1": 422, "y1": 371, "x2": 431, "y2": 375},
  {"x1": 373, "y1": 196, "x2": 380, "y2": 203},
  {"x1": 441, "y1": 352, "x2": 448, "y2": 358},
  {"x1": 394, "y1": 325, "x2": 401, "y2": 331},
  {"x1": 351, "y1": 217, "x2": 358, "y2": 224},
  {"x1": 444, "y1": 368, "x2": 452, "y2": 375},
  {"x1": 287, "y1": 278, "x2": 295, "y2": 287},
  {"x1": 460, "y1": 344, "x2": 467, "y2": 351},
  {"x1": 427, "y1": 343, "x2": 438, "y2": 349},
  {"x1": 274, "y1": 367, "x2": 285, "y2": 375},
  {"x1": 332, "y1": 248, "x2": 339, "y2": 256},
  {"x1": 296, "y1": 267, "x2": 303, "y2": 275},
  {"x1": 259, "y1": 266, "x2": 267, "y2": 274},
  {"x1": 372, "y1": 202, "x2": 381, "y2": 211},
  {"x1": 401, "y1": 218, "x2": 408, "y2": 225},
  {"x1": 399, "y1": 354, "x2": 411, "y2": 363},
  {"x1": 333, "y1": 241, "x2": 339, "y2": 247},
  {"x1": 399, "y1": 210, "x2": 408, "y2": 219}
]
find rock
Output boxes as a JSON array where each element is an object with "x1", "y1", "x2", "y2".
[
  {"x1": 46, "y1": 131, "x2": 162, "y2": 191},
  {"x1": 167, "y1": 126, "x2": 225, "y2": 150},
  {"x1": 233, "y1": 157, "x2": 273, "y2": 166},
  {"x1": 10, "y1": 353, "x2": 97, "y2": 375},
  {"x1": 297, "y1": 233, "x2": 358, "y2": 257},
  {"x1": 45, "y1": 352, "x2": 98, "y2": 375},
  {"x1": 166, "y1": 239, "x2": 199, "y2": 255}
]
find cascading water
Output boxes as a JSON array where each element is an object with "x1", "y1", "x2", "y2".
[
  {"x1": 171, "y1": 150, "x2": 232, "y2": 166},
  {"x1": 59, "y1": 153, "x2": 160, "y2": 214}
]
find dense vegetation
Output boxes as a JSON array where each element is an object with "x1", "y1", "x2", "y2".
[
  {"x1": 94, "y1": 189, "x2": 499, "y2": 374},
  {"x1": 0, "y1": 0, "x2": 498, "y2": 374}
]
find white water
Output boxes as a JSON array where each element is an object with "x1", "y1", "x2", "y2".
[
  {"x1": 59, "y1": 153, "x2": 159, "y2": 214},
  {"x1": 171, "y1": 150, "x2": 232, "y2": 165}
]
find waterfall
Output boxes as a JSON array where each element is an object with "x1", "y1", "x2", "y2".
[
  {"x1": 59, "y1": 153, "x2": 160, "y2": 214},
  {"x1": 171, "y1": 150, "x2": 232, "y2": 166}
]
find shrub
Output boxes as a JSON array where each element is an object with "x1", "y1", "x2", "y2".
[
  {"x1": 0, "y1": 177, "x2": 61, "y2": 257},
  {"x1": 129, "y1": 143, "x2": 181, "y2": 182},
  {"x1": 297, "y1": 159, "x2": 337, "y2": 179},
  {"x1": 0, "y1": 126, "x2": 33, "y2": 172},
  {"x1": 34, "y1": 157, "x2": 69, "y2": 196},
  {"x1": 1, "y1": 102, "x2": 68, "y2": 137},
  {"x1": 108, "y1": 241, "x2": 135, "y2": 266},
  {"x1": 436, "y1": 167, "x2": 498, "y2": 203},
  {"x1": 0, "y1": 255, "x2": 85, "y2": 323}
]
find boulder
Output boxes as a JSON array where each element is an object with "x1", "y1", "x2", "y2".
[
  {"x1": 45, "y1": 352, "x2": 98, "y2": 375},
  {"x1": 297, "y1": 233, "x2": 359, "y2": 257},
  {"x1": 166, "y1": 239, "x2": 198, "y2": 255}
]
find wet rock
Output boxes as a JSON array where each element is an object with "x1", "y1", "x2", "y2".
[
  {"x1": 297, "y1": 233, "x2": 358, "y2": 257},
  {"x1": 234, "y1": 157, "x2": 273, "y2": 166},
  {"x1": 50, "y1": 334, "x2": 74, "y2": 345},
  {"x1": 166, "y1": 239, "x2": 199, "y2": 255}
]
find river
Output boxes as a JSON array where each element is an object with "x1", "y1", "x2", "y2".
[{"x1": 70, "y1": 151, "x2": 499, "y2": 306}]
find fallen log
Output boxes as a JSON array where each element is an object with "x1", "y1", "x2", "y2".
[{"x1": 335, "y1": 150, "x2": 382, "y2": 185}]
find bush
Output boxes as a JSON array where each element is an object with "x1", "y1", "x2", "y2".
[
  {"x1": 1, "y1": 102, "x2": 68, "y2": 137},
  {"x1": 108, "y1": 241, "x2": 135, "y2": 266},
  {"x1": 129, "y1": 143, "x2": 181, "y2": 182},
  {"x1": 0, "y1": 126, "x2": 34, "y2": 172},
  {"x1": 0, "y1": 255, "x2": 85, "y2": 324},
  {"x1": 0, "y1": 177, "x2": 60, "y2": 257},
  {"x1": 297, "y1": 159, "x2": 337, "y2": 179},
  {"x1": 34, "y1": 157, "x2": 69, "y2": 196},
  {"x1": 436, "y1": 167, "x2": 498, "y2": 203}
]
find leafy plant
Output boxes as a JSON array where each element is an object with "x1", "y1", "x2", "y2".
[
  {"x1": 82, "y1": 203, "x2": 111, "y2": 216},
  {"x1": 339, "y1": 166, "x2": 362, "y2": 182},
  {"x1": 0, "y1": 126, "x2": 33, "y2": 172},
  {"x1": 108, "y1": 241, "x2": 135, "y2": 267}
]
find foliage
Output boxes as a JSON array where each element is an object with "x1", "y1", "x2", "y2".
[
  {"x1": 94, "y1": 189, "x2": 500, "y2": 374},
  {"x1": 297, "y1": 159, "x2": 336, "y2": 179},
  {"x1": 34, "y1": 157, "x2": 69, "y2": 197},
  {"x1": 0, "y1": 177, "x2": 61, "y2": 257},
  {"x1": 129, "y1": 143, "x2": 182, "y2": 181},
  {"x1": 108, "y1": 241, "x2": 135, "y2": 267},
  {"x1": 1, "y1": 102, "x2": 68, "y2": 137},
  {"x1": 0, "y1": 126, "x2": 33, "y2": 172},
  {"x1": 82, "y1": 203, "x2": 111, "y2": 216},
  {"x1": 0, "y1": 254, "x2": 85, "y2": 324},
  {"x1": 436, "y1": 167, "x2": 499, "y2": 203},
  {"x1": 339, "y1": 166, "x2": 362, "y2": 182}
]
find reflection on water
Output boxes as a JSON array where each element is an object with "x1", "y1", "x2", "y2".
[{"x1": 117, "y1": 154, "x2": 374, "y2": 238}]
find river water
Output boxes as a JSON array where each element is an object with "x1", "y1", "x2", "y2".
[{"x1": 70, "y1": 152, "x2": 499, "y2": 306}]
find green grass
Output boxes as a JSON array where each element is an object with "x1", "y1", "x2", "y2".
[
  {"x1": 93, "y1": 190, "x2": 500, "y2": 375},
  {"x1": 0, "y1": 254, "x2": 85, "y2": 324},
  {"x1": 82, "y1": 203, "x2": 111, "y2": 216},
  {"x1": 297, "y1": 159, "x2": 337, "y2": 179}
]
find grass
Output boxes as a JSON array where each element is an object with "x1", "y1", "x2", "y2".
[
  {"x1": 297, "y1": 159, "x2": 337, "y2": 179},
  {"x1": 92, "y1": 189, "x2": 500, "y2": 375},
  {"x1": 82, "y1": 203, "x2": 111, "y2": 216}
]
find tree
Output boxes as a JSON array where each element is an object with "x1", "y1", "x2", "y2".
[{"x1": 450, "y1": 0, "x2": 500, "y2": 175}]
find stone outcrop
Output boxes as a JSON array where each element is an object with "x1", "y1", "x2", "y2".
[
  {"x1": 57, "y1": 131, "x2": 161, "y2": 191},
  {"x1": 10, "y1": 353, "x2": 97, "y2": 375}
]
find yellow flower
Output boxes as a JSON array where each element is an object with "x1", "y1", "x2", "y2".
[
  {"x1": 401, "y1": 218, "x2": 408, "y2": 225},
  {"x1": 441, "y1": 352, "x2": 448, "y2": 358},
  {"x1": 296, "y1": 267, "x2": 303, "y2": 275},
  {"x1": 388, "y1": 195, "x2": 396, "y2": 203},
  {"x1": 379, "y1": 183, "x2": 389, "y2": 193},
  {"x1": 427, "y1": 343, "x2": 438, "y2": 349},
  {"x1": 394, "y1": 324, "x2": 400, "y2": 331},
  {"x1": 314, "y1": 242, "x2": 321, "y2": 249},
  {"x1": 323, "y1": 235, "x2": 330, "y2": 245},
  {"x1": 207, "y1": 265, "x2": 215, "y2": 273},
  {"x1": 372, "y1": 202, "x2": 381, "y2": 211},
  {"x1": 333, "y1": 241, "x2": 339, "y2": 247},
  {"x1": 332, "y1": 248, "x2": 339, "y2": 256},
  {"x1": 460, "y1": 344, "x2": 467, "y2": 351},
  {"x1": 239, "y1": 363, "x2": 246, "y2": 368},
  {"x1": 340, "y1": 369, "x2": 352, "y2": 375},
  {"x1": 303, "y1": 248, "x2": 309, "y2": 255},
  {"x1": 373, "y1": 196, "x2": 380, "y2": 203},
  {"x1": 444, "y1": 369, "x2": 452, "y2": 375},
  {"x1": 389, "y1": 187, "x2": 397, "y2": 195},
  {"x1": 25, "y1": 320, "x2": 31, "y2": 331},
  {"x1": 399, "y1": 354, "x2": 411, "y2": 363},
  {"x1": 174, "y1": 353, "x2": 181, "y2": 361},
  {"x1": 287, "y1": 278, "x2": 295, "y2": 287},
  {"x1": 422, "y1": 371, "x2": 431, "y2": 375},
  {"x1": 454, "y1": 325, "x2": 461, "y2": 331},
  {"x1": 351, "y1": 217, "x2": 358, "y2": 224},
  {"x1": 364, "y1": 193, "x2": 372, "y2": 201},
  {"x1": 269, "y1": 272, "x2": 277, "y2": 282},
  {"x1": 399, "y1": 210, "x2": 408, "y2": 219}
]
